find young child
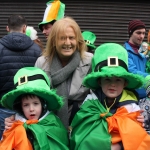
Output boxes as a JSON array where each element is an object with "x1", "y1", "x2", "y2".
[
  {"x1": 139, "y1": 75, "x2": 150, "y2": 134},
  {"x1": 70, "y1": 43, "x2": 150, "y2": 150},
  {"x1": 0, "y1": 67, "x2": 69, "y2": 150}
]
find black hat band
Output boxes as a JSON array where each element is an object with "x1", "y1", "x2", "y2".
[{"x1": 94, "y1": 57, "x2": 128, "y2": 72}]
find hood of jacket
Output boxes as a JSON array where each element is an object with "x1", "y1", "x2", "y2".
[{"x1": 0, "y1": 32, "x2": 34, "y2": 51}]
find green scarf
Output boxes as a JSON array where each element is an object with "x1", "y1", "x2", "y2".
[
  {"x1": 24, "y1": 112, "x2": 69, "y2": 150},
  {"x1": 70, "y1": 99, "x2": 112, "y2": 150}
]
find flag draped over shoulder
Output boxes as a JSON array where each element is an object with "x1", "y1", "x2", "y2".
[
  {"x1": 70, "y1": 99, "x2": 150, "y2": 150},
  {"x1": 0, "y1": 120, "x2": 36, "y2": 150},
  {"x1": 70, "y1": 99, "x2": 112, "y2": 150},
  {"x1": 0, "y1": 112, "x2": 69, "y2": 150}
]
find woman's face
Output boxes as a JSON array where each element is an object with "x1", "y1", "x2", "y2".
[{"x1": 56, "y1": 26, "x2": 77, "y2": 61}]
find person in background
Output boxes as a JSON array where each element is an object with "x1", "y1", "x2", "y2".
[
  {"x1": 124, "y1": 19, "x2": 149, "y2": 99},
  {"x1": 0, "y1": 14, "x2": 41, "y2": 139},
  {"x1": 26, "y1": 26, "x2": 45, "y2": 52},
  {"x1": 38, "y1": 0, "x2": 65, "y2": 40},
  {"x1": 70, "y1": 43, "x2": 150, "y2": 150},
  {"x1": 82, "y1": 31, "x2": 96, "y2": 54},
  {"x1": 0, "y1": 67, "x2": 69, "y2": 150},
  {"x1": 139, "y1": 75, "x2": 150, "y2": 134},
  {"x1": 138, "y1": 42, "x2": 149, "y2": 54}
]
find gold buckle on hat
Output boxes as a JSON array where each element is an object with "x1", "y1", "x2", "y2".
[
  {"x1": 107, "y1": 57, "x2": 119, "y2": 67},
  {"x1": 18, "y1": 75, "x2": 28, "y2": 86}
]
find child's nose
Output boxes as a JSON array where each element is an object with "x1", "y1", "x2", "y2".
[
  {"x1": 29, "y1": 105, "x2": 34, "y2": 111},
  {"x1": 110, "y1": 81, "x2": 115, "y2": 86}
]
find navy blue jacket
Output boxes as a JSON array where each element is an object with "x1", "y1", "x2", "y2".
[{"x1": 0, "y1": 32, "x2": 42, "y2": 100}]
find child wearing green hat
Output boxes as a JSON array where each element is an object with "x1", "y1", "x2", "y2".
[
  {"x1": 0, "y1": 67, "x2": 69, "y2": 150},
  {"x1": 70, "y1": 43, "x2": 150, "y2": 150}
]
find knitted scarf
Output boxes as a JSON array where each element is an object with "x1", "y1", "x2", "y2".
[{"x1": 50, "y1": 51, "x2": 80, "y2": 128}]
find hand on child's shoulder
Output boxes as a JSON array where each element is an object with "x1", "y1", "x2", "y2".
[{"x1": 111, "y1": 143, "x2": 121, "y2": 150}]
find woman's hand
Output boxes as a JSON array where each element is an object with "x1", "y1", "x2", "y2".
[{"x1": 5, "y1": 115, "x2": 15, "y2": 130}]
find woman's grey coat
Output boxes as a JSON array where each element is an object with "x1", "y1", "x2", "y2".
[{"x1": 35, "y1": 52, "x2": 93, "y2": 126}]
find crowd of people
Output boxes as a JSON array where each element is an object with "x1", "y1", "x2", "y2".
[{"x1": 0, "y1": 0, "x2": 150, "y2": 150}]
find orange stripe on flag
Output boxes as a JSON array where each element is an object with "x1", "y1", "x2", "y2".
[
  {"x1": 46, "y1": 1, "x2": 60, "y2": 21},
  {"x1": 106, "y1": 107, "x2": 150, "y2": 150}
]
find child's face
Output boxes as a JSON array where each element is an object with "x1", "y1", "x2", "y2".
[
  {"x1": 21, "y1": 96, "x2": 42, "y2": 120},
  {"x1": 99, "y1": 77, "x2": 127, "y2": 99}
]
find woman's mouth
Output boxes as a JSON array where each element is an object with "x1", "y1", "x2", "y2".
[{"x1": 63, "y1": 46, "x2": 72, "y2": 50}]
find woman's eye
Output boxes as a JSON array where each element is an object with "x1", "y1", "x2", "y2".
[{"x1": 61, "y1": 37, "x2": 65, "y2": 40}]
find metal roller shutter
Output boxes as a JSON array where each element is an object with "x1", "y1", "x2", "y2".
[
  {"x1": 0, "y1": 0, "x2": 150, "y2": 47},
  {"x1": 0, "y1": 0, "x2": 47, "y2": 44},
  {"x1": 63, "y1": 0, "x2": 150, "y2": 47}
]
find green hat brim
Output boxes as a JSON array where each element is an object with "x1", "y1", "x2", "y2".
[
  {"x1": 1, "y1": 87, "x2": 63, "y2": 111},
  {"x1": 87, "y1": 43, "x2": 96, "y2": 50},
  {"x1": 38, "y1": 20, "x2": 55, "y2": 31},
  {"x1": 83, "y1": 67, "x2": 144, "y2": 89}
]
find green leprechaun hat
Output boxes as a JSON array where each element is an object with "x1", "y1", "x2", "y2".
[
  {"x1": 38, "y1": 0, "x2": 65, "y2": 31},
  {"x1": 82, "y1": 31, "x2": 96, "y2": 50},
  {"x1": 1, "y1": 67, "x2": 63, "y2": 111},
  {"x1": 83, "y1": 43, "x2": 144, "y2": 89}
]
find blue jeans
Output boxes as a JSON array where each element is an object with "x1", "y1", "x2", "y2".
[{"x1": 0, "y1": 108, "x2": 15, "y2": 139}]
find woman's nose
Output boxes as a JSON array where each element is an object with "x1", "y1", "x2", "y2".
[{"x1": 65, "y1": 38, "x2": 71, "y2": 44}]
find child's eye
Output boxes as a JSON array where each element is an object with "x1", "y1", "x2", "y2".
[
  {"x1": 105, "y1": 78, "x2": 110, "y2": 81},
  {"x1": 116, "y1": 79, "x2": 121, "y2": 81},
  {"x1": 34, "y1": 103, "x2": 39, "y2": 105}
]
